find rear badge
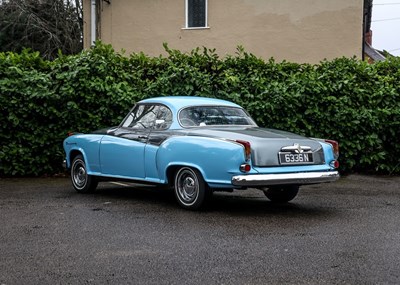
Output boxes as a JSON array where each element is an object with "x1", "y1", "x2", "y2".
[
  {"x1": 281, "y1": 143, "x2": 311, "y2": 154},
  {"x1": 279, "y1": 143, "x2": 313, "y2": 165}
]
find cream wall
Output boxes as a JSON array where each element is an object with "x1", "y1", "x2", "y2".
[{"x1": 83, "y1": 0, "x2": 363, "y2": 63}]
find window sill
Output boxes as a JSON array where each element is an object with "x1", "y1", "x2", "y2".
[{"x1": 181, "y1": 27, "x2": 210, "y2": 30}]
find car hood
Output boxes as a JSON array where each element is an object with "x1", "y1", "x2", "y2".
[{"x1": 182, "y1": 127, "x2": 325, "y2": 167}]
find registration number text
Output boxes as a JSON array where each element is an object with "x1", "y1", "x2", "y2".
[{"x1": 279, "y1": 153, "x2": 313, "y2": 164}]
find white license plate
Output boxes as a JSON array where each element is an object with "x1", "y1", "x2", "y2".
[{"x1": 279, "y1": 153, "x2": 314, "y2": 164}]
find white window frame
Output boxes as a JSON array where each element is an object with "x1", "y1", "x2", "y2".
[{"x1": 184, "y1": 0, "x2": 209, "y2": 30}]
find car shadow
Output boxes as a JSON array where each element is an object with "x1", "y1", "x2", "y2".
[
  {"x1": 90, "y1": 182, "x2": 335, "y2": 219},
  {"x1": 95, "y1": 183, "x2": 176, "y2": 204},
  {"x1": 209, "y1": 192, "x2": 333, "y2": 217}
]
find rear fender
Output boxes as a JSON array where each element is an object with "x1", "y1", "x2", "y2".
[
  {"x1": 156, "y1": 136, "x2": 257, "y2": 187},
  {"x1": 319, "y1": 141, "x2": 336, "y2": 166}
]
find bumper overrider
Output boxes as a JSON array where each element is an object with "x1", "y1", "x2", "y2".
[{"x1": 232, "y1": 171, "x2": 340, "y2": 187}]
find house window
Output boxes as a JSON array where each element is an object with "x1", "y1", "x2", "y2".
[{"x1": 186, "y1": 0, "x2": 208, "y2": 28}]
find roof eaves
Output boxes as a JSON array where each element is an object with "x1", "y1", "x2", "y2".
[{"x1": 364, "y1": 43, "x2": 386, "y2": 62}]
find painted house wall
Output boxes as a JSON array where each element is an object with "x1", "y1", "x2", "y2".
[{"x1": 83, "y1": 0, "x2": 363, "y2": 63}]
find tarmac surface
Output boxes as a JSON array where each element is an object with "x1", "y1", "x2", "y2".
[{"x1": 0, "y1": 174, "x2": 399, "y2": 284}]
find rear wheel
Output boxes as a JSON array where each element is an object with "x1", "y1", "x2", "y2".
[
  {"x1": 71, "y1": 155, "x2": 98, "y2": 193},
  {"x1": 263, "y1": 185, "x2": 299, "y2": 203},
  {"x1": 174, "y1": 167, "x2": 211, "y2": 210}
]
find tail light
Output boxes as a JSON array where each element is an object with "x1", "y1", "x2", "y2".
[
  {"x1": 235, "y1": 140, "x2": 251, "y2": 161},
  {"x1": 330, "y1": 160, "x2": 340, "y2": 169},
  {"x1": 67, "y1": 132, "x2": 75, "y2": 137},
  {"x1": 325, "y1": 139, "x2": 339, "y2": 159},
  {"x1": 240, "y1": 163, "x2": 251, "y2": 173}
]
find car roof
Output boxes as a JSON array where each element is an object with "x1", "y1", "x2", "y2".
[{"x1": 138, "y1": 96, "x2": 241, "y2": 113}]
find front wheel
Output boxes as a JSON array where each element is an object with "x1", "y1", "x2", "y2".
[
  {"x1": 263, "y1": 185, "x2": 299, "y2": 203},
  {"x1": 174, "y1": 167, "x2": 211, "y2": 210},
  {"x1": 70, "y1": 155, "x2": 98, "y2": 193}
]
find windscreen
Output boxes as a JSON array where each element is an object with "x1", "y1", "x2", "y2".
[{"x1": 178, "y1": 106, "x2": 257, "y2": 127}]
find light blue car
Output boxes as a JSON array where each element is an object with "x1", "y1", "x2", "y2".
[{"x1": 63, "y1": 96, "x2": 339, "y2": 210}]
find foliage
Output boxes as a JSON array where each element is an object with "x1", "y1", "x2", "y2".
[
  {"x1": 0, "y1": 0, "x2": 82, "y2": 59},
  {"x1": 1, "y1": 43, "x2": 400, "y2": 176}
]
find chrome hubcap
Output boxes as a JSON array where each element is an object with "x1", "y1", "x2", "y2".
[
  {"x1": 177, "y1": 169, "x2": 198, "y2": 204},
  {"x1": 73, "y1": 162, "x2": 86, "y2": 188}
]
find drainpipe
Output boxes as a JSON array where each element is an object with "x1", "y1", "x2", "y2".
[
  {"x1": 362, "y1": 5, "x2": 365, "y2": 61},
  {"x1": 91, "y1": 0, "x2": 96, "y2": 46}
]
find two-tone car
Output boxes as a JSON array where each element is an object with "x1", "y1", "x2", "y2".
[{"x1": 63, "y1": 96, "x2": 339, "y2": 210}]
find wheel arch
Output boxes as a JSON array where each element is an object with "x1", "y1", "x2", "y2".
[
  {"x1": 165, "y1": 163, "x2": 208, "y2": 187},
  {"x1": 69, "y1": 149, "x2": 82, "y2": 167},
  {"x1": 66, "y1": 148, "x2": 93, "y2": 173}
]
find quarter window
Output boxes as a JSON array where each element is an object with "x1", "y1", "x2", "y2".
[{"x1": 186, "y1": 0, "x2": 207, "y2": 28}]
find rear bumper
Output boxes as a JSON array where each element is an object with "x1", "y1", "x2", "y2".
[{"x1": 231, "y1": 171, "x2": 339, "y2": 187}]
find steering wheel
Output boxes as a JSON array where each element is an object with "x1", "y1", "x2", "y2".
[{"x1": 180, "y1": 118, "x2": 197, "y2": 127}]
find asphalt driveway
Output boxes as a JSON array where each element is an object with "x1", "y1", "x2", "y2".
[{"x1": 0, "y1": 174, "x2": 399, "y2": 284}]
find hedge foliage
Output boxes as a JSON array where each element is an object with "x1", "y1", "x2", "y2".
[{"x1": 1, "y1": 43, "x2": 400, "y2": 176}]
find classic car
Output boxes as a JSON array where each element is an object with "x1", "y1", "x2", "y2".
[{"x1": 63, "y1": 96, "x2": 339, "y2": 210}]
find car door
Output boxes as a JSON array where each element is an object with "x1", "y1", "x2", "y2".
[
  {"x1": 99, "y1": 104, "x2": 159, "y2": 179},
  {"x1": 144, "y1": 105, "x2": 174, "y2": 181}
]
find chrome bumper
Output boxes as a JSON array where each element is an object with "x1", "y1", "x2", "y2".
[{"x1": 232, "y1": 171, "x2": 340, "y2": 187}]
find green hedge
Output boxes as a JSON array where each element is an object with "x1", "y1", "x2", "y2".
[{"x1": 1, "y1": 43, "x2": 399, "y2": 176}]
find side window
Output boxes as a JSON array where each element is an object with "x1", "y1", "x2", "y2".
[
  {"x1": 122, "y1": 104, "x2": 173, "y2": 130},
  {"x1": 186, "y1": 0, "x2": 207, "y2": 28},
  {"x1": 153, "y1": 106, "x2": 173, "y2": 130},
  {"x1": 122, "y1": 104, "x2": 159, "y2": 129}
]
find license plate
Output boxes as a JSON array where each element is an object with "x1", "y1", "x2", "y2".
[{"x1": 279, "y1": 152, "x2": 314, "y2": 164}]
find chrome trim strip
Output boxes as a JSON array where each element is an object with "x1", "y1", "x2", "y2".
[{"x1": 232, "y1": 171, "x2": 340, "y2": 187}]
